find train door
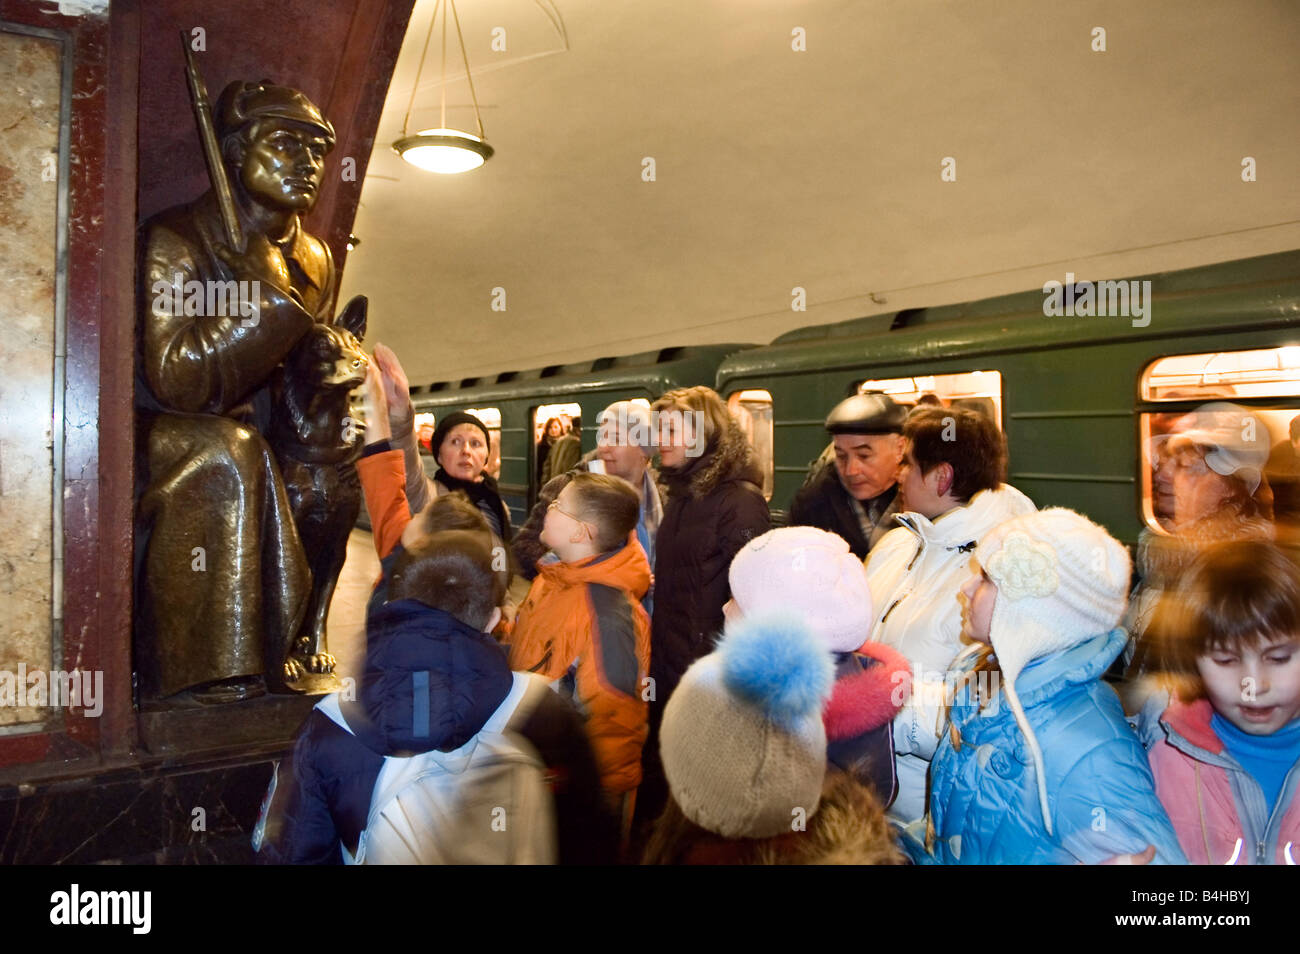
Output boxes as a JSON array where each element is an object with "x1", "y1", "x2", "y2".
[
  {"x1": 727, "y1": 389, "x2": 774, "y2": 501},
  {"x1": 531, "y1": 401, "x2": 583, "y2": 506}
]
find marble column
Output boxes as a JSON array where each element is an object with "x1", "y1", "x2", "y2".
[{"x1": 0, "y1": 29, "x2": 62, "y2": 727}]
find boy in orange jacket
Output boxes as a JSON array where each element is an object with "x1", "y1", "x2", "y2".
[{"x1": 508, "y1": 473, "x2": 652, "y2": 825}]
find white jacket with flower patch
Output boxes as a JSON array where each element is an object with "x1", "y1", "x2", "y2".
[{"x1": 863, "y1": 484, "x2": 1037, "y2": 823}]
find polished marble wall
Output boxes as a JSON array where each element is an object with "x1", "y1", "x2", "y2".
[{"x1": 0, "y1": 29, "x2": 62, "y2": 728}]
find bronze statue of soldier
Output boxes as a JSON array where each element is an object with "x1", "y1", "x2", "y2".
[{"x1": 136, "y1": 80, "x2": 358, "y2": 704}]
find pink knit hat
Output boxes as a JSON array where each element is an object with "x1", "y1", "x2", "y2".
[{"x1": 727, "y1": 527, "x2": 874, "y2": 653}]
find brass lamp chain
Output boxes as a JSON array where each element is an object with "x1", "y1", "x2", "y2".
[
  {"x1": 449, "y1": 0, "x2": 488, "y2": 140},
  {"x1": 400, "y1": 0, "x2": 442, "y2": 137},
  {"x1": 398, "y1": 0, "x2": 486, "y2": 141}
]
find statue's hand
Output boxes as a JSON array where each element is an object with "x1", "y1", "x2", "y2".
[{"x1": 213, "y1": 234, "x2": 293, "y2": 298}]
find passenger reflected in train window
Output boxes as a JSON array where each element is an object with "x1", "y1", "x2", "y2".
[
  {"x1": 1123, "y1": 404, "x2": 1274, "y2": 717},
  {"x1": 788, "y1": 393, "x2": 907, "y2": 560},
  {"x1": 1265, "y1": 415, "x2": 1300, "y2": 546},
  {"x1": 1144, "y1": 388, "x2": 1230, "y2": 529}
]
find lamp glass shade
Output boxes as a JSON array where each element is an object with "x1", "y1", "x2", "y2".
[{"x1": 393, "y1": 128, "x2": 494, "y2": 174}]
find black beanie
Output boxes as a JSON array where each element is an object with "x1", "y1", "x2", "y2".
[{"x1": 430, "y1": 411, "x2": 491, "y2": 463}]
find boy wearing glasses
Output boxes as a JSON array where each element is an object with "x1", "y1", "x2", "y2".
[{"x1": 508, "y1": 473, "x2": 652, "y2": 829}]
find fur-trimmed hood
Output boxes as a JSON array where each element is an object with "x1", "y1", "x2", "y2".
[
  {"x1": 676, "y1": 771, "x2": 905, "y2": 865},
  {"x1": 660, "y1": 419, "x2": 763, "y2": 501}
]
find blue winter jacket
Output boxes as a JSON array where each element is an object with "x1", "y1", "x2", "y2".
[{"x1": 924, "y1": 629, "x2": 1187, "y2": 865}]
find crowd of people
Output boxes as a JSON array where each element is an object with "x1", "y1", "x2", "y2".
[{"x1": 252, "y1": 349, "x2": 1300, "y2": 865}]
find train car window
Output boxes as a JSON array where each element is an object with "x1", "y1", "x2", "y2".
[
  {"x1": 414, "y1": 412, "x2": 436, "y2": 455},
  {"x1": 856, "y1": 371, "x2": 1003, "y2": 429},
  {"x1": 463, "y1": 408, "x2": 502, "y2": 481},
  {"x1": 1142, "y1": 348, "x2": 1300, "y2": 400},
  {"x1": 1138, "y1": 348, "x2": 1300, "y2": 541},
  {"x1": 533, "y1": 402, "x2": 583, "y2": 488},
  {"x1": 728, "y1": 389, "x2": 774, "y2": 501}
]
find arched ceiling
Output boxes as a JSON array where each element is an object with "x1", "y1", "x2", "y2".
[{"x1": 339, "y1": 0, "x2": 1300, "y2": 385}]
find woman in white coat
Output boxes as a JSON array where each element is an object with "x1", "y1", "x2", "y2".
[{"x1": 863, "y1": 406, "x2": 1036, "y2": 826}]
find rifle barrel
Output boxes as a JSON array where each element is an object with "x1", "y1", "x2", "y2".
[{"x1": 180, "y1": 31, "x2": 243, "y2": 251}]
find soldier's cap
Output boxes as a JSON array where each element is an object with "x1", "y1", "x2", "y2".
[
  {"x1": 825, "y1": 392, "x2": 907, "y2": 435},
  {"x1": 216, "y1": 81, "x2": 336, "y2": 145}
]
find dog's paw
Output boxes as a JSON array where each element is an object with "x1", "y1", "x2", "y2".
[
  {"x1": 308, "y1": 652, "x2": 336, "y2": 674},
  {"x1": 284, "y1": 652, "x2": 336, "y2": 682},
  {"x1": 283, "y1": 657, "x2": 307, "y2": 683}
]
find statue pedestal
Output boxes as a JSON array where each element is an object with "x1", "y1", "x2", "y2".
[
  {"x1": 138, "y1": 691, "x2": 324, "y2": 758},
  {"x1": 0, "y1": 693, "x2": 335, "y2": 864}
]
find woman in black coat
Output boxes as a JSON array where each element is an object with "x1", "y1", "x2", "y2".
[{"x1": 635, "y1": 386, "x2": 771, "y2": 830}]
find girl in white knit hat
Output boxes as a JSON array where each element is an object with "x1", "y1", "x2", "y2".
[{"x1": 915, "y1": 508, "x2": 1188, "y2": 864}]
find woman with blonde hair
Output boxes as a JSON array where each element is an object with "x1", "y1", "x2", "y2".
[{"x1": 634, "y1": 385, "x2": 771, "y2": 834}]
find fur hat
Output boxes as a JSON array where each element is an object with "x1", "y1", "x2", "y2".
[
  {"x1": 974, "y1": 507, "x2": 1131, "y2": 835},
  {"x1": 660, "y1": 613, "x2": 835, "y2": 839},
  {"x1": 726, "y1": 527, "x2": 874, "y2": 653}
]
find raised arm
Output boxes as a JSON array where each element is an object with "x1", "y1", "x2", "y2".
[{"x1": 373, "y1": 343, "x2": 433, "y2": 514}]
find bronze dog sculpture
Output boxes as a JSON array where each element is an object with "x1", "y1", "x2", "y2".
[{"x1": 268, "y1": 295, "x2": 369, "y2": 685}]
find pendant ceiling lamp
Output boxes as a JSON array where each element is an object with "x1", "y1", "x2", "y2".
[{"x1": 393, "y1": 0, "x2": 494, "y2": 173}]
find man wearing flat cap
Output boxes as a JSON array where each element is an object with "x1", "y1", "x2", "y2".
[
  {"x1": 136, "y1": 81, "x2": 340, "y2": 702},
  {"x1": 788, "y1": 393, "x2": 907, "y2": 559}
]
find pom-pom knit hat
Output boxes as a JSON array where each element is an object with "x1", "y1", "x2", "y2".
[
  {"x1": 974, "y1": 508, "x2": 1131, "y2": 836},
  {"x1": 660, "y1": 613, "x2": 835, "y2": 839},
  {"x1": 726, "y1": 527, "x2": 874, "y2": 653}
]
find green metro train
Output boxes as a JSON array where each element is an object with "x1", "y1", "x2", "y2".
[{"x1": 406, "y1": 249, "x2": 1300, "y2": 547}]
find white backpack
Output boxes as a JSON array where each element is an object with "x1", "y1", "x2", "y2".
[{"x1": 320, "y1": 671, "x2": 558, "y2": 865}]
